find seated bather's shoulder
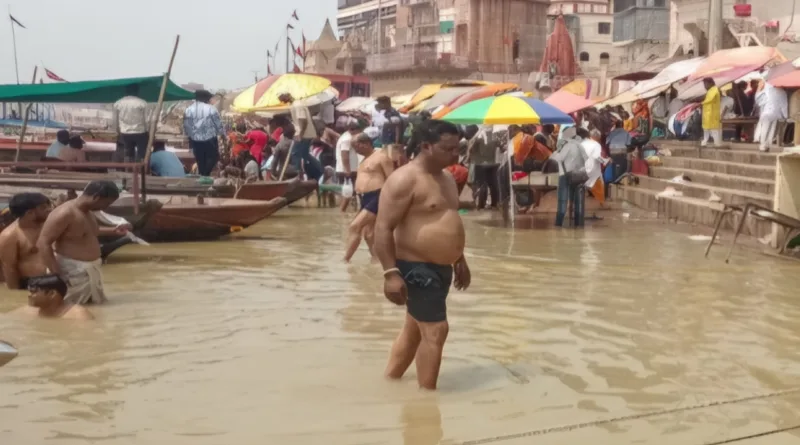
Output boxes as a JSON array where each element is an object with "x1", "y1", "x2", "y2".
[{"x1": 62, "y1": 306, "x2": 94, "y2": 320}]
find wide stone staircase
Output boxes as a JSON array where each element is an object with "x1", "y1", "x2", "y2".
[{"x1": 612, "y1": 140, "x2": 778, "y2": 237}]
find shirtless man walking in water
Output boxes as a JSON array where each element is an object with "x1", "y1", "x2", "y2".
[
  {"x1": 373, "y1": 120, "x2": 471, "y2": 390},
  {"x1": 343, "y1": 133, "x2": 395, "y2": 262},
  {"x1": 0, "y1": 193, "x2": 52, "y2": 290},
  {"x1": 38, "y1": 181, "x2": 125, "y2": 304}
]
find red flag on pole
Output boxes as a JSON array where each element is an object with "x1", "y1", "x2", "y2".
[
  {"x1": 295, "y1": 46, "x2": 303, "y2": 58},
  {"x1": 292, "y1": 63, "x2": 301, "y2": 73},
  {"x1": 44, "y1": 68, "x2": 66, "y2": 82},
  {"x1": 291, "y1": 10, "x2": 299, "y2": 20}
]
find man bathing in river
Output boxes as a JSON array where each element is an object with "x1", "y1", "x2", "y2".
[
  {"x1": 374, "y1": 120, "x2": 471, "y2": 390},
  {"x1": 15, "y1": 275, "x2": 93, "y2": 320},
  {"x1": 0, "y1": 193, "x2": 53, "y2": 290},
  {"x1": 343, "y1": 133, "x2": 395, "y2": 262},
  {"x1": 38, "y1": 181, "x2": 126, "y2": 304}
]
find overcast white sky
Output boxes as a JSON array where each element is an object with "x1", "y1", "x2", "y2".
[{"x1": 1, "y1": 0, "x2": 335, "y2": 90}]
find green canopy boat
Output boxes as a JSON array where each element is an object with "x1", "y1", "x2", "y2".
[{"x1": 0, "y1": 76, "x2": 194, "y2": 103}]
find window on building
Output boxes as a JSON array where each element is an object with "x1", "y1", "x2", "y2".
[
  {"x1": 600, "y1": 52, "x2": 610, "y2": 63},
  {"x1": 577, "y1": 3, "x2": 591, "y2": 13},
  {"x1": 653, "y1": 0, "x2": 666, "y2": 6},
  {"x1": 513, "y1": 39, "x2": 520, "y2": 60},
  {"x1": 598, "y1": 22, "x2": 611, "y2": 34},
  {"x1": 593, "y1": 4, "x2": 608, "y2": 13},
  {"x1": 579, "y1": 52, "x2": 590, "y2": 62}
]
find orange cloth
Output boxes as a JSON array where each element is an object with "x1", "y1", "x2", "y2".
[
  {"x1": 445, "y1": 164, "x2": 468, "y2": 194},
  {"x1": 229, "y1": 132, "x2": 249, "y2": 157},
  {"x1": 589, "y1": 178, "x2": 605, "y2": 205},
  {"x1": 512, "y1": 133, "x2": 552, "y2": 164}
]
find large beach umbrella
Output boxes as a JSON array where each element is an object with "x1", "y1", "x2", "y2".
[
  {"x1": 766, "y1": 57, "x2": 800, "y2": 88},
  {"x1": 232, "y1": 73, "x2": 331, "y2": 112},
  {"x1": 441, "y1": 95, "x2": 573, "y2": 228},
  {"x1": 432, "y1": 83, "x2": 519, "y2": 119},
  {"x1": 441, "y1": 95, "x2": 574, "y2": 125}
]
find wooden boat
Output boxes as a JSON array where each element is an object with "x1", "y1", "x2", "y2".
[
  {"x1": 233, "y1": 181, "x2": 290, "y2": 201},
  {"x1": 283, "y1": 180, "x2": 319, "y2": 205},
  {"x1": 0, "y1": 173, "x2": 236, "y2": 197},
  {"x1": 110, "y1": 195, "x2": 286, "y2": 242}
]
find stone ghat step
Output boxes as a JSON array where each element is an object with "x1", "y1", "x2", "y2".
[
  {"x1": 612, "y1": 185, "x2": 773, "y2": 238},
  {"x1": 659, "y1": 157, "x2": 775, "y2": 180},
  {"x1": 650, "y1": 167, "x2": 775, "y2": 196},
  {"x1": 655, "y1": 140, "x2": 767, "y2": 151},
  {"x1": 660, "y1": 147, "x2": 779, "y2": 166},
  {"x1": 635, "y1": 175, "x2": 773, "y2": 209}
]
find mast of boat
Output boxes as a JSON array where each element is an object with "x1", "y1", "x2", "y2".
[
  {"x1": 8, "y1": 7, "x2": 22, "y2": 120},
  {"x1": 14, "y1": 66, "x2": 38, "y2": 163},
  {"x1": 143, "y1": 35, "x2": 181, "y2": 194}
]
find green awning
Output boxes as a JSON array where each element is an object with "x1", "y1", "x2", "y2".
[
  {"x1": 0, "y1": 76, "x2": 195, "y2": 103},
  {"x1": 440, "y1": 20, "x2": 454, "y2": 34}
]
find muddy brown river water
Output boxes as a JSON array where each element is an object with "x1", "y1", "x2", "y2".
[{"x1": 2, "y1": 208, "x2": 800, "y2": 444}]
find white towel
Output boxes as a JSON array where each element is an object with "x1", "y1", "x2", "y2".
[{"x1": 56, "y1": 254, "x2": 107, "y2": 305}]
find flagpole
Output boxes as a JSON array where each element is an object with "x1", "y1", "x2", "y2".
[{"x1": 285, "y1": 26, "x2": 290, "y2": 73}]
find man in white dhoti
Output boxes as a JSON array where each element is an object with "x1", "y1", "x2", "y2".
[
  {"x1": 755, "y1": 81, "x2": 788, "y2": 152},
  {"x1": 37, "y1": 181, "x2": 125, "y2": 305}
]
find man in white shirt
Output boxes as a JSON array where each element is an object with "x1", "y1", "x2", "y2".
[
  {"x1": 335, "y1": 122, "x2": 362, "y2": 180},
  {"x1": 580, "y1": 129, "x2": 608, "y2": 203},
  {"x1": 335, "y1": 122, "x2": 363, "y2": 211},
  {"x1": 280, "y1": 93, "x2": 323, "y2": 181},
  {"x1": 112, "y1": 85, "x2": 149, "y2": 162}
]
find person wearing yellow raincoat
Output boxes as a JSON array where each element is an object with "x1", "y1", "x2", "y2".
[{"x1": 701, "y1": 78, "x2": 722, "y2": 147}]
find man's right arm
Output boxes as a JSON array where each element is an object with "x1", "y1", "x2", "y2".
[
  {"x1": 37, "y1": 209, "x2": 70, "y2": 276},
  {"x1": 0, "y1": 235, "x2": 20, "y2": 290},
  {"x1": 373, "y1": 169, "x2": 415, "y2": 272}
]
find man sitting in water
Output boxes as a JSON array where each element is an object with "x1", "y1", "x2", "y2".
[
  {"x1": 343, "y1": 133, "x2": 395, "y2": 262},
  {"x1": 15, "y1": 275, "x2": 93, "y2": 320},
  {"x1": 374, "y1": 119, "x2": 471, "y2": 390},
  {"x1": 0, "y1": 193, "x2": 53, "y2": 290},
  {"x1": 37, "y1": 180, "x2": 125, "y2": 305}
]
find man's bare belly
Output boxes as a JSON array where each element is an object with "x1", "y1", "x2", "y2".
[
  {"x1": 56, "y1": 236, "x2": 101, "y2": 262},
  {"x1": 355, "y1": 171, "x2": 386, "y2": 194},
  {"x1": 17, "y1": 256, "x2": 48, "y2": 280},
  {"x1": 394, "y1": 210, "x2": 465, "y2": 265}
]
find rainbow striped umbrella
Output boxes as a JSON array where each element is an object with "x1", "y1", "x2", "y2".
[{"x1": 440, "y1": 95, "x2": 574, "y2": 125}]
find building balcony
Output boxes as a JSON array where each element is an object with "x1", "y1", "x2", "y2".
[
  {"x1": 613, "y1": 7, "x2": 669, "y2": 42},
  {"x1": 366, "y1": 50, "x2": 476, "y2": 73}
]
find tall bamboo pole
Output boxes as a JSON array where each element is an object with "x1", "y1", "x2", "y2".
[
  {"x1": 14, "y1": 66, "x2": 39, "y2": 163},
  {"x1": 143, "y1": 35, "x2": 181, "y2": 173}
]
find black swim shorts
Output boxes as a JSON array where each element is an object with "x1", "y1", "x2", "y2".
[
  {"x1": 396, "y1": 259, "x2": 453, "y2": 323},
  {"x1": 359, "y1": 189, "x2": 381, "y2": 215}
]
